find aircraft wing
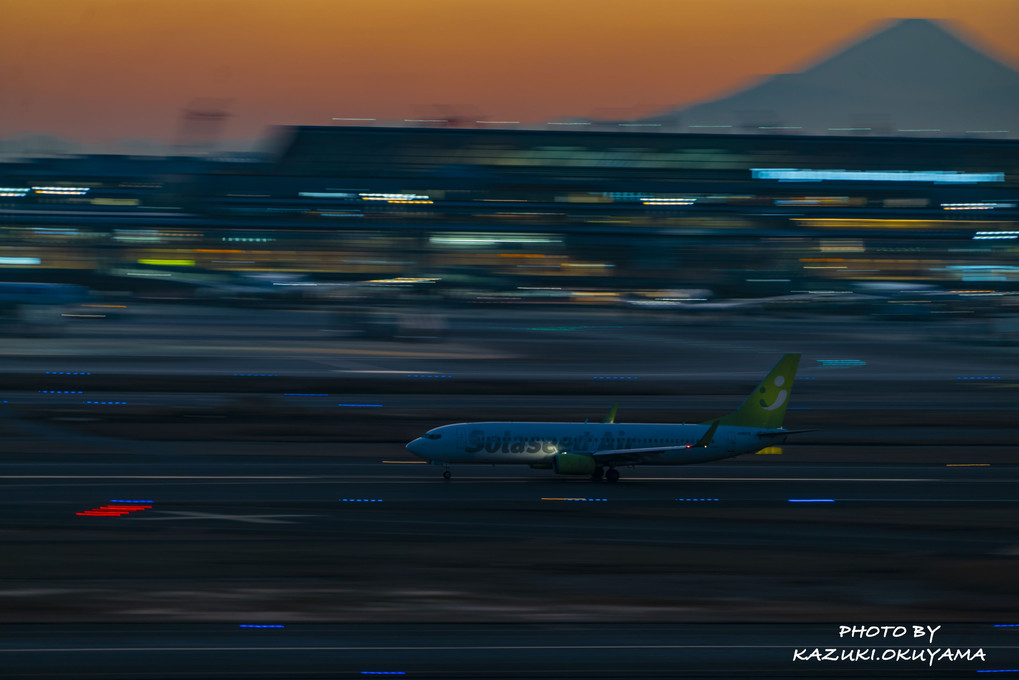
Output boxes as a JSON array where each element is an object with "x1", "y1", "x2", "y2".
[
  {"x1": 756, "y1": 428, "x2": 814, "y2": 437},
  {"x1": 591, "y1": 445, "x2": 698, "y2": 465},
  {"x1": 591, "y1": 422, "x2": 720, "y2": 465}
]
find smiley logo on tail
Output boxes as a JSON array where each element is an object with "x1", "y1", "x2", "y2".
[{"x1": 759, "y1": 375, "x2": 788, "y2": 411}]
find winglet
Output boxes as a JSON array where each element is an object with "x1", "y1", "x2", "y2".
[
  {"x1": 602, "y1": 403, "x2": 618, "y2": 424},
  {"x1": 693, "y1": 420, "x2": 719, "y2": 448}
]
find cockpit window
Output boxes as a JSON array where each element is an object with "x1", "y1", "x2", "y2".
[{"x1": 424, "y1": 433, "x2": 442, "y2": 440}]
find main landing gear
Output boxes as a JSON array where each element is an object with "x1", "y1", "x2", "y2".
[
  {"x1": 605, "y1": 467, "x2": 620, "y2": 483},
  {"x1": 442, "y1": 467, "x2": 452, "y2": 480}
]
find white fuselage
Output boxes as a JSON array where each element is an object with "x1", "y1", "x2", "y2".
[{"x1": 406, "y1": 421, "x2": 785, "y2": 466}]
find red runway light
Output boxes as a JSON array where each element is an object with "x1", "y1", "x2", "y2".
[{"x1": 76, "y1": 504, "x2": 152, "y2": 517}]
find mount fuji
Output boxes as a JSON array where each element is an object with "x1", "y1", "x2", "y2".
[{"x1": 639, "y1": 19, "x2": 1019, "y2": 137}]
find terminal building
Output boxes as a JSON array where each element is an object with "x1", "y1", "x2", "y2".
[{"x1": 1, "y1": 125, "x2": 1017, "y2": 305}]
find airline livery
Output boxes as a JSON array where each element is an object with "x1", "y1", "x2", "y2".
[{"x1": 406, "y1": 353, "x2": 803, "y2": 481}]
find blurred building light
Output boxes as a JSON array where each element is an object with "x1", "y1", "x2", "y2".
[
  {"x1": 300, "y1": 191, "x2": 355, "y2": 198},
  {"x1": 944, "y1": 202, "x2": 1015, "y2": 210},
  {"x1": 32, "y1": 186, "x2": 90, "y2": 195},
  {"x1": 33, "y1": 227, "x2": 80, "y2": 236},
  {"x1": 366, "y1": 277, "x2": 439, "y2": 284},
  {"x1": 114, "y1": 230, "x2": 162, "y2": 242},
  {"x1": 965, "y1": 130, "x2": 1009, "y2": 134},
  {"x1": 0, "y1": 257, "x2": 41, "y2": 265},
  {"x1": 137, "y1": 259, "x2": 195, "y2": 266},
  {"x1": 430, "y1": 233, "x2": 560, "y2": 246},
  {"x1": 753, "y1": 169, "x2": 1004, "y2": 184},
  {"x1": 359, "y1": 192, "x2": 432, "y2": 204},
  {"x1": 642, "y1": 198, "x2": 695, "y2": 206},
  {"x1": 973, "y1": 232, "x2": 1019, "y2": 240},
  {"x1": 0, "y1": 187, "x2": 30, "y2": 197}
]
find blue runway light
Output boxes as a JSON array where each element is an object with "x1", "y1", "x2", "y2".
[
  {"x1": 407, "y1": 374, "x2": 451, "y2": 378},
  {"x1": 674, "y1": 498, "x2": 719, "y2": 502},
  {"x1": 541, "y1": 497, "x2": 606, "y2": 502},
  {"x1": 992, "y1": 624, "x2": 1019, "y2": 627},
  {"x1": 339, "y1": 499, "x2": 383, "y2": 502},
  {"x1": 45, "y1": 371, "x2": 91, "y2": 375},
  {"x1": 593, "y1": 376, "x2": 638, "y2": 380},
  {"x1": 977, "y1": 671, "x2": 1019, "y2": 674},
  {"x1": 788, "y1": 499, "x2": 835, "y2": 503},
  {"x1": 239, "y1": 624, "x2": 285, "y2": 629}
]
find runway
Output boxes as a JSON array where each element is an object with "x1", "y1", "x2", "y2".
[
  {"x1": 3, "y1": 453, "x2": 1017, "y2": 630},
  {"x1": 2, "y1": 305, "x2": 1018, "y2": 677}
]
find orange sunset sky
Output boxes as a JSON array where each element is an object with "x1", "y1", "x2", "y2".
[{"x1": 3, "y1": 0, "x2": 1018, "y2": 147}]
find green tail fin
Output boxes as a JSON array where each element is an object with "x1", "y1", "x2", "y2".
[{"x1": 708, "y1": 353, "x2": 801, "y2": 429}]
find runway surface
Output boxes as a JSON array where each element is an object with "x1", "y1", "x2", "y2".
[
  {"x1": 3, "y1": 453, "x2": 1017, "y2": 620},
  {"x1": 2, "y1": 305, "x2": 1018, "y2": 677}
]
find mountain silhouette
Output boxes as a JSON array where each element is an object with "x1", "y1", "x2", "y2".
[{"x1": 644, "y1": 19, "x2": 1019, "y2": 137}]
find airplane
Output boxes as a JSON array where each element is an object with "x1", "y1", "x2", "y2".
[{"x1": 406, "y1": 353, "x2": 803, "y2": 481}]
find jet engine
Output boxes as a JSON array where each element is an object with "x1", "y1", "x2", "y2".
[{"x1": 552, "y1": 452, "x2": 597, "y2": 475}]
